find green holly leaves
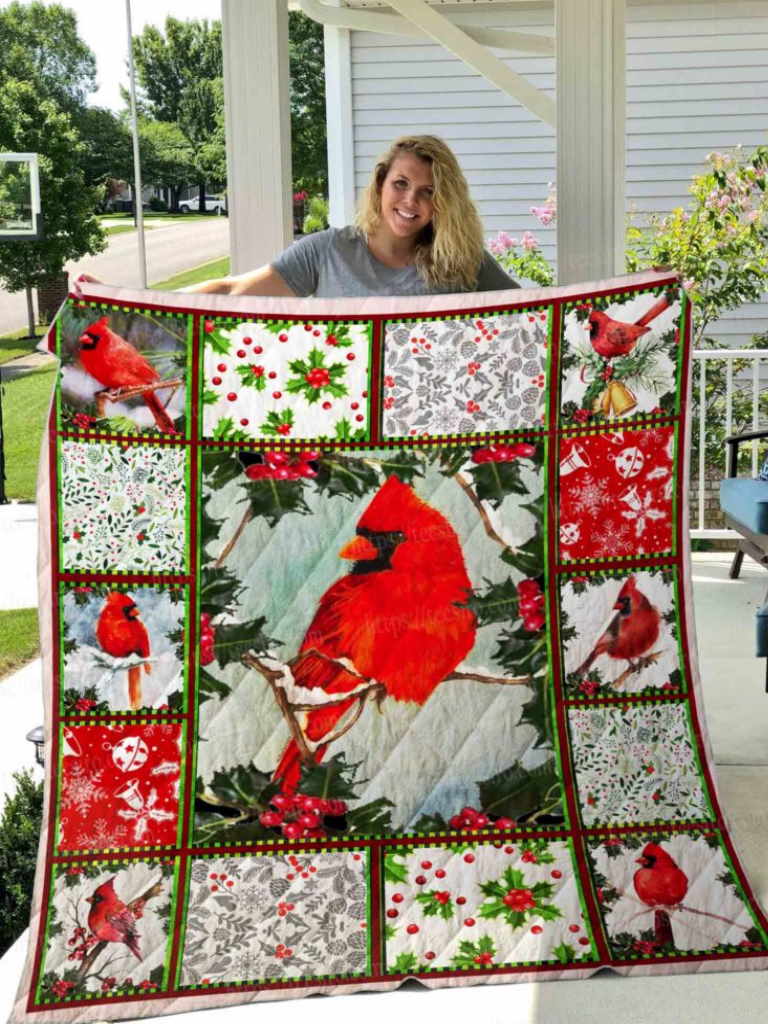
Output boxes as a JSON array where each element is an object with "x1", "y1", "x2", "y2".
[
  {"x1": 286, "y1": 348, "x2": 348, "y2": 405},
  {"x1": 478, "y1": 866, "x2": 561, "y2": 928}
]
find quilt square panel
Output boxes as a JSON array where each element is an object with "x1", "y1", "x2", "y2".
[
  {"x1": 195, "y1": 441, "x2": 557, "y2": 846},
  {"x1": 57, "y1": 722, "x2": 184, "y2": 852},
  {"x1": 559, "y1": 568, "x2": 682, "y2": 697},
  {"x1": 557, "y1": 424, "x2": 676, "y2": 562},
  {"x1": 58, "y1": 301, "x2": 189, "y2": 438},
  {"x1": 60, "y1": 582, "x2": 188, "y2": 716},
  {"x1": 559, "y1": 287, "x2": 683, "y2": 427},
  {"x1": 568, "y1": 701, "x2": 712, "y2": 826},
  {"x1": 178, "y1": 850, "x2": 369, "y2": 987},
  {"x1": 34, "y1": 858, "x2": 177, "y2": 1006},
  {"x1": 59, "y1": 440, "x2": 188, "y2": 574},
  {"x1": 383, "y1": 839, "x2": 597, "y2": 973},
  {"x1": 381, "y1": 307, "x2": 549, "y2": 439},
  {"x1": 202, "y1": 317, "x2": 373, "y2": 441},
  {"x1": 588, "y1": 831, "x2": 768, "y2": 959}
]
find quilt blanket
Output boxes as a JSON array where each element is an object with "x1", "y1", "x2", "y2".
[{"x1": 10, "y1": 270, "x2": 768, "y2": 1023}]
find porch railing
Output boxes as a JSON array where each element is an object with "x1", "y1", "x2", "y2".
[{"x1": 690, "y1": 348, "x2": 768, "y2": 539}]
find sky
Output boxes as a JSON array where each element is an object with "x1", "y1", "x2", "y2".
[{"x1": 6, "y1": 0, "x2": 221, "y2": 110}]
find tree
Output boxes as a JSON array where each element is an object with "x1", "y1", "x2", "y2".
[
  {"x1": 76, "y1": 107, "x2": 134, "y2": 196},
  {"x1": 132, "y1": 18, "x2": 223, "y2": 211},
  {"x1": 289, "y1": 10, "x2": 327, "y2": 195},
  {"x1": 0, "y1": 1, "x2": 96, "y2": 113},
  {"x1": 139, "y1": 120, "x2": 195, "y2": 213},
  {"x1": 0, "y1": 79, "x2": 105, "y2": 335}
]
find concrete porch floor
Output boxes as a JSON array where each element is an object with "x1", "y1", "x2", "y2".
[{"x1": 1, "y1": 551, "x2": 767, "y2": 1023}]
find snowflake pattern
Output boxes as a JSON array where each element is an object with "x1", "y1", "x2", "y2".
[{"x1": 382, "y1": 311, "x2": 548, "y2": 438}]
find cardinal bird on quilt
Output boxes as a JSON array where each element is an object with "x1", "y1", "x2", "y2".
[
  {"x1": 78, "y1": 316, "x2": 178, "y2": 434},
  {"x1": 96, "y1": 592, "x2": 151, "y2": 711},
  {"x1": 274, "y1": 474, "x2": 477, "y2": 792},
  {"x1": 85, "y1": 878, "x2": 143, "y2": 960},
  {"x1": 575, "y1": 575, "x2": 660, "y2": 677}
]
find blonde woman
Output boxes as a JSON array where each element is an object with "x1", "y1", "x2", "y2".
[{"x1": 185, "y1": 135, "x2": 517, "y2": 298}]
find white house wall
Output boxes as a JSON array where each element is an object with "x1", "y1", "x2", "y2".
[{"x1": 346, "y1": 0, "x2": 768, "y2": 344}]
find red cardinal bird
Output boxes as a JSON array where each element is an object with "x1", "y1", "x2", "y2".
[
  {"x1": 634, "y1": 843, "x2": 689, "y2": 908},
  {"x1": 588, "y1": 295, "x2": 671, "y2": 360},
  {"x1": 575, "y1": 576, "x2": 660, "y2": 677},
  {"x1": 78, "y1": 316, "x2": 178, "y2": 434},
  {"x1": 273, "y1": 475, "x2": 477, "y2": 792},
  {"x1": 96, "y1": 592, "x2": 151, "y2": 710},
  {"x1": 85, "y1": 877, "x2": 143, "y2": 960}
]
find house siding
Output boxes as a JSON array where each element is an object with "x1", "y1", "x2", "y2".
[{"x1": 346, "y1": 0, "x2": 768, "y2": 343}]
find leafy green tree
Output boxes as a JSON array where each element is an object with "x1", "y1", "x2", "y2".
[
  {"x1": 0, "y1": 1, "x2": 96, "y2": 112},
  {"x1": 0, "y1": 770, "x2": 43, "y2": 957},
  {"x1": 139, "y1": 120, "x2": 196, "y2": 213},
  {"x1": 132, "y1": 18, "x2": 223, "y2": 211},
  {"x1": 76, "y1": 106, "x2": 134, "y2": 195},
  {"x1": 289, "y1": 10, "x2": 327, "y2": 195},
  {"x1": 0, "y1": 80, "x2": 105, "y2": 335}
]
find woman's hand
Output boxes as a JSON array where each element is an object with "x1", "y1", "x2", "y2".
[{"x1": 72, "y1": 273, "x2": 101, "y2": 298}]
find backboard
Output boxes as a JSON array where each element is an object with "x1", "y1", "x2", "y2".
[{"x1": 0, "y1": 152, "x2": 42, "y2": 240}]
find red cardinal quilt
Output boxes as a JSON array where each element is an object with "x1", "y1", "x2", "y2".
[{"x1": 10, "y1": 270, "x2": 768, "y2": 1023}]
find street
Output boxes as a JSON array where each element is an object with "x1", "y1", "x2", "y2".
[{"x1": 0, "y1": 216, "x2": 229, "y2": 335}]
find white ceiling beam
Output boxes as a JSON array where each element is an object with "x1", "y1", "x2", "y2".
[
  {"x1": 383, "y1": 0, "x2": 555, "y2": 124},
  {"x1": 222, "y1": 0, "x2": 292, "y2": 274},
  {"x1": 323, "y1": 0, "x2": 357, "y2": 226},
  {"x1": 296, "y1": 0, "x2": 555, "y2": 54},
  {"x1": 556, "y1": 0, "x2": 626, "y2": 283}
]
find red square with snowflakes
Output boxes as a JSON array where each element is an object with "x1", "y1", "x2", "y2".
[
  {"x1": 557, "y1": 425, "x2": 675, "y2": 562},
  {"x1": 57, "y1": 722, "x2": 183, "y2": 851}
]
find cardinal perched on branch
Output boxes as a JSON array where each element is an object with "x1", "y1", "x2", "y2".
[
  {"x1": 587, "y1": 295, "x2": 671, "y2": 360},
  {"x1": 85, "y1": 878, "x2": 143, "y2": 961},
  {"x1": 575, "y1": 576, "x2": 660, "y2": 679},
  {"x1": 96, "y1": 592, "x2": 151, "y2": 710},
  {"x1": 633, "y1": 842, "x2": 689, "y2": 949},
  {"x1": 77, "y1": 316, "x2": 178, "y2": 434},
  {"x1": 273, "y1": 475, "x2": 477, "y2": 792}
]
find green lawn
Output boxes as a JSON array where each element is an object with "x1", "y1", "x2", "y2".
[
  {"x1": 0, "y1": 328, "x2": 45, "y2": 366},
  {"x1": 151, "y1": 256, "x2": 230, "y2": 291},
  {"x1": 0, "y1": 608, "x2": 39, "y2": 680},
  {"x1": 99, "y1": 211, "x2": 213, "y2": 224},
  {"x1": 1, "y1": 365, "x2": 56, "y2": 502}
]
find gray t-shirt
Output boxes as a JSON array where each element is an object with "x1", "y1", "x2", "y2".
[{"x1": 271, "y1": 225, "x2": 518, "y2": 298}]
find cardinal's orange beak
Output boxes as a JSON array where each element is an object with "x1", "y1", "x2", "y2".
[{"x1": 339, "y1": 535, "x2": 379, "y2": 561}]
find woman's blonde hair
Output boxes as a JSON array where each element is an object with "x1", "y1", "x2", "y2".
[{"x1": 355, "y1": 135, "x2": 485, "y2": 291}]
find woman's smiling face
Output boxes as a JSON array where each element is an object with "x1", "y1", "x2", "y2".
[{"x1": 378, "y1": 152, "x2": 435, "y2": 243}]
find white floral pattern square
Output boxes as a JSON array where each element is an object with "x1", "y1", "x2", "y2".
[
  {"x1": 382, "y1": 311, "x2": 548, "y2": 438},
  {"x1": 569, "y1": 702, "x2": 711, "y2": 826},
  {"x1": 180, "y1": 850, "x2": 369, "y2": 985},
  {"x1": 384, "y1": 839, "x2": 595, "y2": 972},
  {"x1": 60, "y1": 441, "x2": 187, "y2": 573},
  {"x1": 202, "y1": 318, "x2": 372, "y2": 441}
]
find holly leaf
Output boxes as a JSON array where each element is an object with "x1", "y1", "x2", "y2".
[
  {"x1": 552, "y1": 942, "x2": 576, "y2": 964},
  {"x1": 202, "y1": 386, "x2": 218, "y2": 406},
  {"x1": 465, "y1": 577, "x2": 519, "y2": 627},
  {"x1": 391, "y1": 952, "x2": 418, "y2": 974},
  {"x1": 313, "y1": 454, "x2": 380, "y2": 500},
  {"x1": 297, "y1": 752, "x2": 363, "y2": 801},
  {"x1": 375, "y1": 451, "x2": 426, "y2": 485},
  {"x1": 244, "y1": 476, "x2": 310, "y2": 526},
  {"x1": 477, "y1": 759, "x2": 560, "y2": 822},
  {"x1": 203, "y1": 450, "x2": 247, "y2": 490},
  {"x1": 205, "y1": 328, "x2": 232, "y2": 355},
  {"x1": 410, "y1": 812, "x2": 448, "y2": 832},
  {"x1": 469, "y1": 459, "x2": 528, "y2": 507},
  {"x1": 213, "y1": 616, "x2": 274, "y2": 669},
  {"x1": 435, "y1": 446, "x2": 471, "y2": 477},
  {"x1": 198, "y1": 666, "x2": 232, "y2": 704},
  {"x1": 333, "y1": 418, "x2": 367, "y2": 441},
  {"x1": 415, "y1": 891, "x2": 454, "y2": 919},
  {"x1": 519, "y1": 677, "x2": 552, "y2": 749},
  {"x1": 100, "y1": 415, "x2": 141, "y2": 436},
  {"x1": 200, "y1": 564, "x2": 241, "y2": 616},
  {"x1": 384, "y1": 852, "x2": 409, "y2": 884},
  {"x1": 236, "y1": 364, "x2": 267, "y2": 390},
  {"x1": 344, "y1": 796, "x2": 394, "y2": 835},
  {"x1": 211, "y1": 418, "x2": 251, "y2": 442},
  {"x1": 198, "y1": 764, "x2": 278, "y2": 810}
]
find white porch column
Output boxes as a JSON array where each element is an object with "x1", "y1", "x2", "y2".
[
  {"x1": 323, "y1": 2, "x2": 356, "y2": 226},
  {"x1": 555, "y1": 0, "x2": 626, "y2": 284},
  {"x1": 222, "y1": 0, "x2": 292, "y2": 274}
]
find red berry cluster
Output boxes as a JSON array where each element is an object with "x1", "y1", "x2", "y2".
[
  {"x1": 244, "y1": 449, "x2": 320, "y2": 481},
  {"x1": 448, "y1": 805, "x2": 516, "y2": 831},
  {"x1": 75, "y1": 697, "x2": 97, "y2": 712},
  {"x1": 259, "y1": 791, "x2": 348, "y2": 839},
  {"x1": 51, "y1": 979, "x2": 76, "y2": 998},
  {"x1": 200, "y1": 612, "x2": 216, "y2": 666},
  {"x1": 471, "y1": 442, "x2": 536, "y2": 464},
  {"x1": 73, "y1": 412, "x2": 96, "y2": 430},
  {"x1": 578, "y1": 677, "x2": 600, "y2": 697},
  {"x1": 517, "y1": 578, "x2": 545, "y2": 632},
  {"x1": 572, "y1": 407, "x2": 592, "y2": 423},
  {"x1": 305, "y1": 367, "x2": 331, "y2": 388},
  {"x1": 66, "y1": 926, "x2": 98, "y2": 961}
]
